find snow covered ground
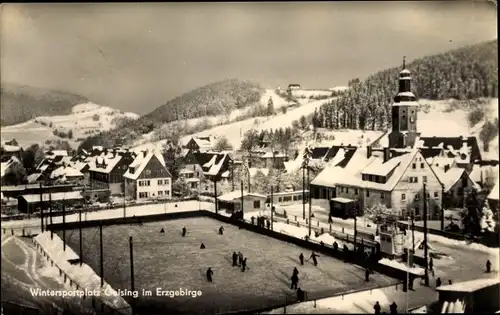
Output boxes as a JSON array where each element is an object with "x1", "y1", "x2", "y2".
[
  {"x1": 1, "y1": 102, "x2": 139, "y2": 148},
  {"x1": 34, "y1": 232, "x2": 131, "y2": 313}
]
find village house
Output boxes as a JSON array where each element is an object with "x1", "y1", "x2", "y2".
[
  {"x1": 182, "y1": 151, "x2": 234, "y2": 188},
  {"x1": 123, "y1": 150, "x2": 172, "y2": 201},
  {"x1": 184, "y1": 136, "x2": 217, "y2": 152},
  {"x1": 427, "y1": 156, "x2": 480, "y2": 209},
  {"x1": 49, "y1": 165, "x2": 85, "y2": 185},
  {"x1": 1, "y1": 156, "x2": 25, "y2": 186},
  {"x1": 88, "y1": 149, "x2": 136, "y2": 195},
  {"x1": 17, "y1": 191, "x2": 84, "y2": 214},
  {"x1": 332, "y1": 148, "x2": 444, "y2": 220},
  {"x1": 0, "y1": 138, "x2": 23, "y2": 162}
]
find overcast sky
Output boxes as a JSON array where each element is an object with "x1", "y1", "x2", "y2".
[{"x1": 1, "y1": 2, "x2": 497, "y2": 114}]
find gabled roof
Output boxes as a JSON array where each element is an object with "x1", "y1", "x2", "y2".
[
  {"x1": 335, "y1": 149, "x2": 421, "y2": 191},
  {"x1": 0, "y1": 156, "x2": 21, "y2": 177},
  {"x1": 417, "y1": 136, "x2": 481, "y2": 162},
  {"x1": 20, "y1": 191, "x2": 83, "y2": 203},
  {"x1": 123, "y1": 151, "x2": 169, "y2": 180},
  {"x1": 433, "y1": 168, "x2": 469, "y2": 192},
  {"x1": 50, "y1": 166, "x2": 84, "y2": 180},
  {"x1": 204, "y1": 153, "x2": 230, "y2": 176},
  {"x1": 311, "y1": 147, "x2": 330, "y2": 160},
  {"x1": 27, "y1": 172, "x2": 43, "y2": 183},
  {"x1": 419, "y1": 147, "x2": 444, "y2": 159}
]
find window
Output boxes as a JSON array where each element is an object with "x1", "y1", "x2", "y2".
[
  {"x1": 158, "y1": 191, "x2": 164, "y2": 196},
  {"x1": 158, "y1": 180, "x2": 163, "y2": 185},
  {"x1": 412, "y1": 163, "x2": 416, "y2": 169},
  {"x1": 415, "y1": 207, "x2": 420, "y2": 215},
  {"x1": 278, "y1": 197, "x2": 283, "y2": 202},
  {"x1": 145, "y1": 169, "x2": 151, "y2": 176},
  {"x1": 401, "y1": 193, "x2": 406, "y2": 201},
  {"x1": 366, "y1": 190, "x2": 370, "y2": 197},
  {"x1": 293, "y1": 195, "x2": 297, "y2": 201},
  {"x1": 345, "y1": 188, "x2": 349, "y2": 194},
  {"x1": 381, "y1": 193, "x2": 385, "y2": 200},
  {"x1": 423, "y1": 176, "x2": 427, "y2": 183},
  {"x1": 409, "y1": 177, "x2": 418, "y2": 183},
  {"x1": 253, "y1": 200, "x2": 261, "y2": 209},
  {"x1": 415, "y1": 194, "x2": 420, "y2": 201},
  {"x1": 355, "y1": 189, "x2": 358, "y2": 195},
  {"x1": 139, "y1": 192, "x2": 149, "y2": 199},
  {"x1": 434, "y1": 191, "x2": 439, "y2": 198},
  {"x1": 340, "y1": 187, "x2": 344, "y2": 193},
  {"x1": 165, "y1": 190, "x2": 170, "y2": 196},
  {"x1": 420, "y1": 163, "x2": 425, "y2": 168},
  {"x1": 164, "y1": 178, "x2": 170, "y2": 185}
]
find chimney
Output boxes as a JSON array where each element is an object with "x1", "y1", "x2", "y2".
[
  {"x1": 367, "y1": 146, "x2": 372, "y2": 159},
  {"x1": 143, "y1": 150, "x2": 147, "y2": 158},
  {"x1": 444, "y1": 164, "x2": 450, "y2": 172},
  {"x1": 383, "y1": 148, "x2": 390, "y2": 163}
]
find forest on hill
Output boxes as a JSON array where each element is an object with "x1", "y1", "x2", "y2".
[
  {"x1": 312, "y1": 40, "x2": 498, "y2": 131},
  {"x1": 1, "y1": 83, "x2": 88, "y2": 126},
  {"x1": 79, "y1": 79, "x2": 264, "y2": 150},
  {"x1": 143, "y1": 79, "x2": 264, "y2": 124}
]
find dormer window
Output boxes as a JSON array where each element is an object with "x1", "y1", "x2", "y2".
[{"x1": 129, "y1": 167, "x2": 135, "y2": 174}]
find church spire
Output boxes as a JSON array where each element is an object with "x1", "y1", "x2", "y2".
[{"x1": 402, "y1": 56, "x2": 406, "y2": 69}]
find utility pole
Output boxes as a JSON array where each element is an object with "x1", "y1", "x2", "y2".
[
  {"x1": 40, "y1": 183, "x2": 44, "y2": 233},
  {"x1": 79, "y1": 208, "x2": 83, "y2": 266},
  {"x1": 411, "y1": 214, "x2": 415, "y2": 267},
  {"x1": 240, "y1": 181, "x2": 244, "y2": 215},
  {"x1": 423, "y1": 183, "x2": 429, "y2": 286},
  {"x1": 302, "y1": 165, "x2": 306, "y2": 220},
  {"x1": 231, "y1": 161, "x2": 235, "y2": 192},
  {"x1": 354, "y1": 206, "x2": 358, "y2": 250},
  {"x1": 129, "y1": 236, "x2": 136, "y2": 315},
  {"x1": 62, "y1": 205, "x2": 66, "y2": 251},
  {"x1": 308, "y1": 166, "x2": 312, "y2": 237},
  {"x1": 214, "y1": 179, "x2": 218, "y2": 214},
  {"x1": 123, "y1": 179, "x2": 127, "y2": 218},
  {"x1": 49, "y1": 192, "x2": 53, "y2": 240},
  {"x1": 271, "y1": 185, "x2": 274, "y2": 231},
  {"x1": 99, "y1": 223, "x2": 104, "y2": 288},
  {"x1": 440, "y1": 184, "x2": 445, "y2": 231}
]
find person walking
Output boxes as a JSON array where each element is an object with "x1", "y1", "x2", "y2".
[
  {"x1": 436, "y1": 277, "x2": 442, "y2": 287},
  {"x1": 293, "y1": 267, "x2": 299, "y2": 277},
  {"x1": 182, "y1": 226, "x2": 187, "y2": 237},
  {"x1": 373, "y1": 301, "x2": 381, "y2": 315},
  {"x1": 219, "y1": 226, "x2": 224, "y2": 235},
  {"x1": 389, "y1": 302, "x2": 398, "y2": 314},
  {"x1": 206, "y1": 267, "x2": 213, "y2": 282},
  {"x1": 160, "y1": 228, "x2": 165, "y2": 233},
  {"x1": 365, "y1": 268, "x2": 370, "y2": 282},
  {"x1": 200, "y1": 243, "x2": 206, "y2": 249},
  {"x1": 232, "y1": 252, "x2": 238, "y2": 266},
  {"x1": 486, "y1": 260, "x2": 492, "y2": 273},
  {"x1": 429, "y1": 257, "x2": 434, "y2": 276},
  {"x1": 299, "y1": 253, "x2": 304, "y2": 266},
  {"x1": 238, "y1": 251, "x2": 244, "y2": 266},
  {"x1": 241, "y1": 258, "x2": 248, "y2": 272},
  {"x1": 290, "y1": 273, "x2": 299, "y2": 290}
]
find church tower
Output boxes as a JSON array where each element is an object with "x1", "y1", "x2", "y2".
[{"x1": 388, "y1": 57, "x2": 419, "y2": 148}]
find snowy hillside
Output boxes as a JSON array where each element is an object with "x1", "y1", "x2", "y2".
[{"x1": 1, "y1": 102, "x2": 139, "y2": 148}]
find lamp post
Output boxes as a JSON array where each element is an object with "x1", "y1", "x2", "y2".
[{"x1": 423, "y1": 183, "x2": 429, "y2": 286}]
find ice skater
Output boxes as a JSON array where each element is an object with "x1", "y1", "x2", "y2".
[
  {"x1": 308, "y1": 252, "x2": 320, "y2": 267},
  {"x1": 206, "y1": 267, "x2": 213, "y2": 282},
  {"x1": 182, "y1": 226, "x2": 187, "y2": 237},
  {"x1": 160, "y1": 228, "x2": 165, "y2": 233},
  {"x1": 200, "y1": 243, "x2": 206, "y2": 249},
  {"x1": 436, "y1": 277, "x2": 442, "y2": 287},
  {"x1": 241, "y1": 258, "x2": 248, "y2": 272},
  {"x1": 238, "y1": 251, "x2": 244, "y2": 266},
  {"x1": 429, "y1": 257, "x2": 434, "y2": 276},
  {"x1": 389, "y1": 302, "x2": 398, "y2": 314},
  {"x1": 486, "y1": 259, "x2": 492, "y2": 273},
  {"x1": 232, "y1": 252, "x2": 238, "y2": 266},
  {"x1": 290, "y1": 273, "x2": 299, "y2": 290},
  {"x1": 365, "y1": 268, "x2": 370, "y2": 282},
  {"x1": 219, "y1": 226, "x2": 224, "y2": 235},
  {"x1": 299, "y1": 253, "x2": 304, "y2": 266},
  {"x1": 293, "y1": 267, "x2": 299, "y2": 278},
  {"x1": 297, "y1": 287, "x2": 305, "y2": 302},
  {"x1": 373, "y1": 301, "x2": 381, "y2": 314}
]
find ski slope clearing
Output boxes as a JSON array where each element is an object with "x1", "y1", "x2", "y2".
[{"x1": 179, "y1": 97, "x2": 336, "y2": 149}]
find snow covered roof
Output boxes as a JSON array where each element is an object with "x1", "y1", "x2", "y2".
[
  {"x1": 123, "y1": 151, "x2": 168, "y2": 180},
  {"x1": 45, "y1": 150, "x2": 68, "y2": 157},
  {"x1": 50, "y1": 166, "x2": 84, "y2": 179},
  {"x1": 0, "y1": 156, "x2": 21, "y2": 177},
  {"x1": 88, "y1": 152, "x2": 124, "y2": 174},
  {"x1": 434, "y1": 168, "x2": 467, "y2": 192},
  {"x1": 204, "y1": 153, "x2": 230, "y2": 176},
  {"x1": 334, "y1": 149, "x2": 420, "y2": 192},
  {"x1": 311, "y1": 148, "x2": 368, "y2": 188},
  {"x1": 20, "y1": 191, "x2": 83, "y2": 203},
  {"x1": 488, "y1": 178, "x2": 499, "y2": 201},
  {"x1": 400, "y1": 69, "x2": 411, "y2": 74},
  {"x1": 378, "y1": 258, "x2": 425, "y2": 276},
  {"x1": 361, "y1": 155, "x2": 401, "y2": 177},
  {"x1": 436, "y1": 278, "x2": 500, "y2": 293},
  {"x1": 396, "y1": 91, "x2": 415, "y2": 98},
  {"x1": 331, "y1": 197, "x2": 356, "y2": 204},
  {"x1": 27, "y1": 172, "x2": 43, "y2": 183},
  {"x1": 218, "y1": 191, "x2": 266, "y2": 201}
]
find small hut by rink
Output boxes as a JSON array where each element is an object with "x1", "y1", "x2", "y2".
[
  {"x1": 17, "y1": 191, "x2": 84, "y2": 214},
  {"x1": 217, "y1": 191, "x2": 267, "y2": 214}
]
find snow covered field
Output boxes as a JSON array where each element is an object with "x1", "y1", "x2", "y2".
[{"x1": 1, "y1": 102, "x2": 138, "y2": 148}]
